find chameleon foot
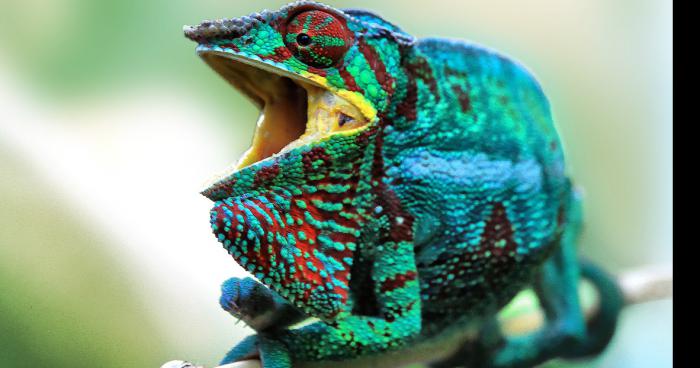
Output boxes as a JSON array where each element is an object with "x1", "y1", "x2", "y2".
[{"x1": 220, "y1": 277, "x2": 306, "y2": 332}]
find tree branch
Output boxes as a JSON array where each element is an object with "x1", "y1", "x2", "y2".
[{"x1": 162, "y1": 264, "x2": 672, "y2": 368}]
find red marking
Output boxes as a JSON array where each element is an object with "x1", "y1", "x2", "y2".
[
  {"x1": 556, "y1": 203, "x2": 567, "y2": 230},
  {"x1": 444, "y1": 66, "x2": 464, "y2": 78},
  {"x1": 218, "y1": 42, "x2": 240, "y2": 52},
  {"x1": 395, "y1": 73, "x2": 417, "y2": 121},
  {"x1": 329, "y1": 231, "x2": 358, "y2": 244},
  {"x1": 354, "y1": 125, "x2": 377, "y2": 146},
  {"x1": 390, "y1": 177, "x2": 404, "y2": 186},
  {"x1": 358, "y1": 37, "x2": 395, "y2": 95},
  {"x1": 479, "y1": 202, "x2": 517, "y2": 258},
  {"x1": 380, "y1": 271, "x2": 417, "y2": 292},
  {"x1": 445, "y1": 66, "x2": 473, "y2": 112},
  {"x1": 253, "y1": 164, "x2": 280, "y2": 186},
  {"x1": 407, "y1": 57, "x2": 439, "y2": 101},
  {"x1": 451, "y1": 84, "x2": 471, "y2": 112},
  {"x1": 339, "y1": 68, "x2": 363, "y2": 92},
  {"x1": 265, "y1": 46, "x2": 293, "y2": 63},
  {"x1": 405, "y1": 300, "x2": 417, "y2": 312},
  {"x1": 383, "y1": 188, "x2": 414, "y2": 242},
  {"x1": 423, "y1": 201, "x2": 523, "y2": 306},
  {"x1": 308, "y1": 66, "x2": 328, "y2": 77},
  {"x1": 371, "y1": 121, "x2": 415, "y2": 242},
  {"x1": 301, "y1": 146, "x2": 333, "y2": 171},
  {"x1": 279, "y1": 173, "x2": 364, "y2": 313}
]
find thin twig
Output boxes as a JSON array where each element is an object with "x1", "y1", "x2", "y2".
[
  {"x1": 617, "y1": 265, "x2": 673, "y2": 304},
  {"x1": 161, "y1": 361, "x2": 258, "y2": 368}
]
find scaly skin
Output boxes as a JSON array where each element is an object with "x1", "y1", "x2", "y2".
[{"x1": 183, "y1": 2, "x2": 624, "y2": 367}]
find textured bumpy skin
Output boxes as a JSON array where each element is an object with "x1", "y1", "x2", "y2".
[{"x1": 184, "y1": 2, "x2": 624, "y2": 367}]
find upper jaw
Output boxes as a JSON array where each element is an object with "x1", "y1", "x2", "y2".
[
  {"x1": 195, "y1": 48, "x2": 327, "y2": 94},
  {"x1": 182, "y1": 1, "x2": 348, "y2": 42},
  {"x1": 183, "y1": 11, "x2": 272, "y2": 42}
]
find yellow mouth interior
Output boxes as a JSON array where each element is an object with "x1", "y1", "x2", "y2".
[{"x1": 200, "y1": 53, "x2": 368, "y2": 173}]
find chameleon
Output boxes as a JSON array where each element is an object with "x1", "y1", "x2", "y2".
[{"x1": 182, "y1": 1, "x2": 624, "y2": 367}]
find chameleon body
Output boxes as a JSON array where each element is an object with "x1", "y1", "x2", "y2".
[{"x1": 184, "y1": 2, "x2": 623, "y2": 367}]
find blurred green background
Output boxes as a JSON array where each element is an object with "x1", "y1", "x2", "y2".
[{"x1": 0, "y1": 0, "x2": 671, "y2": 367}]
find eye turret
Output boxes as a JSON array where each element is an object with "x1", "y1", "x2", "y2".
[{"x1": 284, "y1": 10, "x2": 353, "y2": 68}]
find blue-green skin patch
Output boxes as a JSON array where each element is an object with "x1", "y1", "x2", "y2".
[{"x1": 185, "y1": 1, "x2": 624, "y2": 367}]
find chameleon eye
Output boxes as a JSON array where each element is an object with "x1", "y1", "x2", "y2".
[
  {"x1": 296, "y1": 33, "x2": 312, "y2": 46},
  {"x1": 285, "y1": 10, "x2": 353, "y2": 68}
]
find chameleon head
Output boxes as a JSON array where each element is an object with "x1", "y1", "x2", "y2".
[
  {"x1": 185, "y1": 1, "x2": 414, "y2": 318},
  {"x1": 185, "y1": 1, "x2": 411, "y2": 188}
]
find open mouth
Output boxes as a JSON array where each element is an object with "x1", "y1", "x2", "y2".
[{"x1": 199, "y1": 51, "x2": 369, "y2": 186}]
